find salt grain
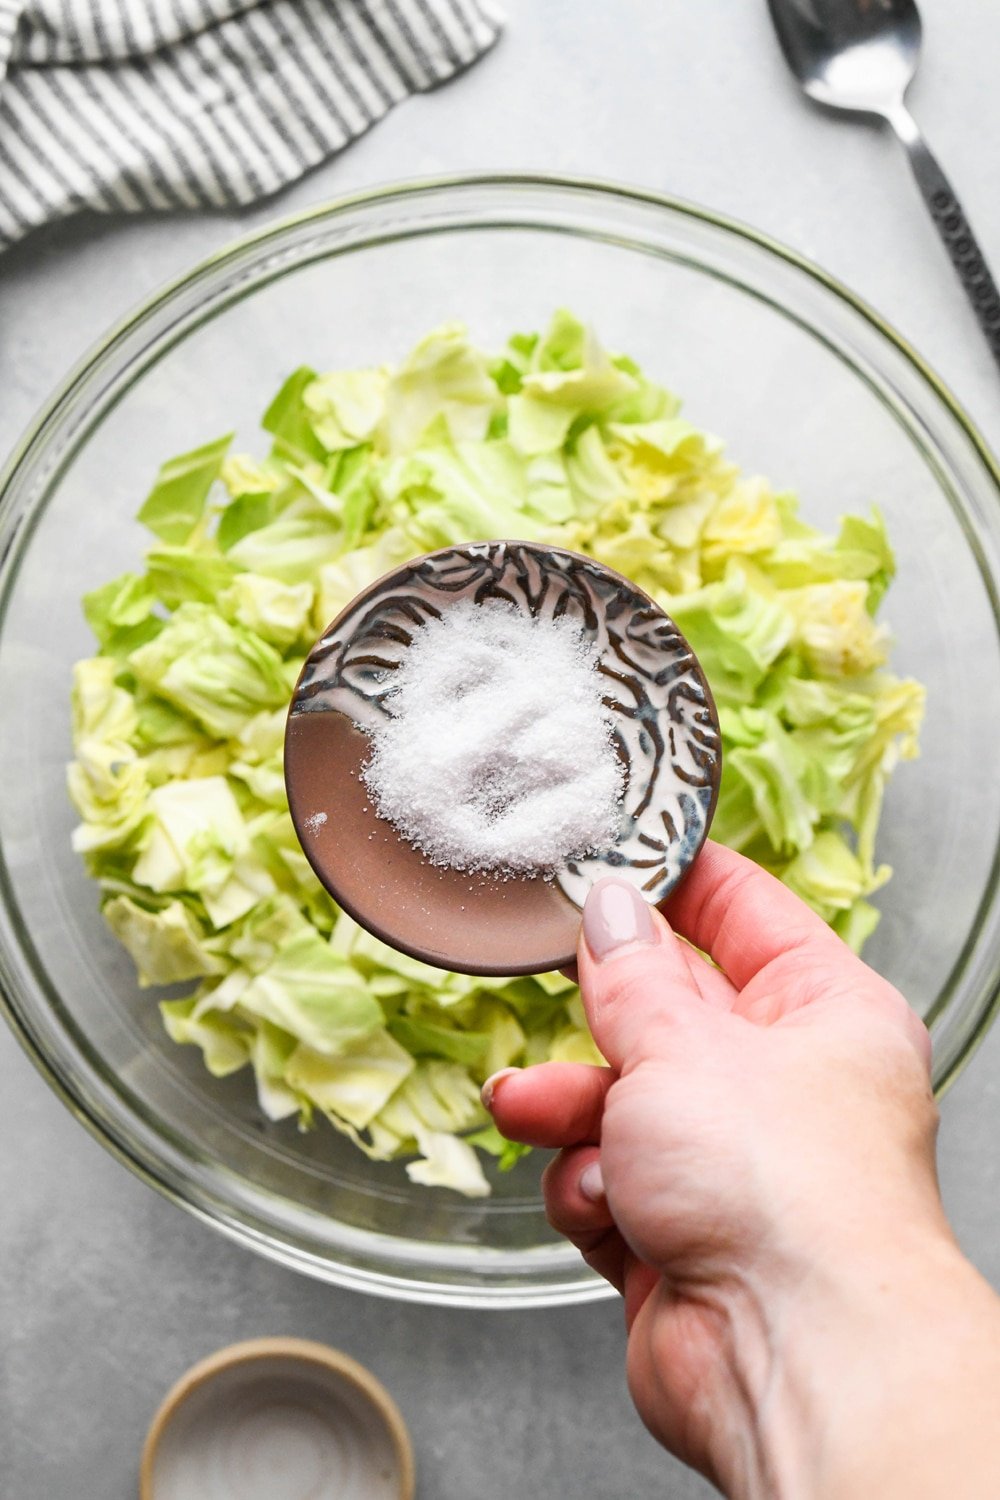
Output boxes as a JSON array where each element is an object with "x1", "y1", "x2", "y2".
[{"x1": 362, "y1": 601, "x2": 623, "y2": 874}]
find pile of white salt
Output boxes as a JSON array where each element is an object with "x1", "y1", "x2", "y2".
[{"x1": 362, "y1": 600, "x2": 623, "y2": 874}]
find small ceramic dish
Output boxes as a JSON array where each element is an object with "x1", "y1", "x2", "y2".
[
  {"x1": 140, "y1": 1337, "x2": 415, "y2": 1500},
  {"x1": 285, "y1": 540, "x2": 721, "y2": 975}
]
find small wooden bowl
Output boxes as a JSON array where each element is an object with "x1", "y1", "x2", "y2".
[
  {"x1": 140, "y1": 1337, "x2": 415, "y2": 1500},
  {"x1": 285, "y1": 540, "x2": 721, "y2": 976}
]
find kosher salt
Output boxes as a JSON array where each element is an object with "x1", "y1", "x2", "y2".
[{"x1": 362, "y1": 600, "x2": 623, "y2": 874}]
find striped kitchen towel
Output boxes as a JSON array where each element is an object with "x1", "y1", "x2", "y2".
[{"x1": 0, "y1": 0, "x2": 503, "y2": 251}]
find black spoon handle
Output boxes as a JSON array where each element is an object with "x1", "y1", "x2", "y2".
[{"x1": 890, "y1": 106, "x2": 1000, "y2": 375}]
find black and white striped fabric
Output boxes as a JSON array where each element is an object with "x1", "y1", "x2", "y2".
[{"x1": 0, "y1": 0, "x2": 502, "y2": 250}]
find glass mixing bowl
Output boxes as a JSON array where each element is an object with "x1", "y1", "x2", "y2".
[{"x1": 1, "y1": 176, "x2": 999, "y2": 1308}]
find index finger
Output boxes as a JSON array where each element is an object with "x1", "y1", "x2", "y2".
[
  {"x1": 663, "y1": 840, "x2": 846, "y2": 990},
  {"x1": 485, "y1": 1062, "x2": 614, "y2": 1148}
]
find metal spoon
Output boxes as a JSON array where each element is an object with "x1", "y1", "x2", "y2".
[{"x1": 767, "y1": 0, "x2": 1000, "y2": 374}]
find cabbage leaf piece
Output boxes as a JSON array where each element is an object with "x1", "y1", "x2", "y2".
[
  {"x1": 137, "y1": 433, "x2": 233, "y2": 544},
  {"x1": 129, "y1": 604, "x2": 289, "y2": 739}
]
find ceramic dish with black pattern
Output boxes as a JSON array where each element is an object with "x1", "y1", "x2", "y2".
[{"x1": 285, "y1": 540, "x2": 722, "y2": 975}]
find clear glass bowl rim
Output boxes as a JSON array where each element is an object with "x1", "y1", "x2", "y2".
[{"x1": 2, "y1": 170, "x2": 1000, "y2": 1309}]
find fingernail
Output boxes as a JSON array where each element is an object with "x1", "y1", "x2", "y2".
[
  {"x1": 481, "y1": 1067, "x2": 520, "y2": 1110},
  {"x1": 579, "y1": 1160, "x2": 605, "y2": 1203},
  {"x1": 583, "y1": 878, "x2": 657, "y2": 962}
]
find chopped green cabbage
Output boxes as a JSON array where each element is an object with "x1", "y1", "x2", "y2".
[{"x1": 68, "y1": 312, "x2": 925, "y2": 1196}]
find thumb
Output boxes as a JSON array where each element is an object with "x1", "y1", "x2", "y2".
[{"x1": 578, "y1": 877, "x2": 720, "y2": 1071}]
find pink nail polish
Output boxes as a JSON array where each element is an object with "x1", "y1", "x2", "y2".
[{"x1": 583, "y1": 878, "x2": 657, "y2": 961}]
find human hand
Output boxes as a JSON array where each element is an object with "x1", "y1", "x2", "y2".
[{"x1": 484, "y1": 843, "x2": 1000, "y2": 1499}]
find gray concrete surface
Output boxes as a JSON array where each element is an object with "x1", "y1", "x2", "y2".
[{"x1": 1, "y1": 2, "x2": 999, "y2": 1496}]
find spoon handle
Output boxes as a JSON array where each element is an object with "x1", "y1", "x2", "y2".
[{"x1": 888, "y1": 105, "x2": 1000, "y2": 375}]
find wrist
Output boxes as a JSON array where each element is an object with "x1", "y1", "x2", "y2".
[{"x1": 723, "y1": 1227, "x2": 1000, "y2": 1500}]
